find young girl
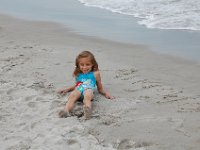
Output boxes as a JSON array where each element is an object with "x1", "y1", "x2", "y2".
[{"x1": 58, "y1": 51, "x2": 114, "y2": 119}]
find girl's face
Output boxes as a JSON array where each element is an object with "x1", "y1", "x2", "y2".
[{"x1": 78, "y1": 57, "x2": 93, "y2": 74}]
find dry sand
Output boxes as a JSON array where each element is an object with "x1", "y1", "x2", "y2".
[{"x1": 0, "y1": 14, "x2": 200, "y2": 150}]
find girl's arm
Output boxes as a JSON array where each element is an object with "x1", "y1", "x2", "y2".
[
  {"x1": 94, "y1": 71, "x2": 115, "y2": 99},
  {"x1": 57, "y1": 75, "x2": 77, "y2": 95},
  {"x1": 57, "y1": 85, "x2": 76, "y2": 95}
]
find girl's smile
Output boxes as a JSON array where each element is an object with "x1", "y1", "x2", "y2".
[{"x1": 78, "y1": 57, "x2": 93, "y2": 74}]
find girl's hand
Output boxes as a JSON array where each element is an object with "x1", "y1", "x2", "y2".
[
  {"x1": 105, "y1": 92, "x2": 115, "y2": 100},
  {"x1": 57, "y1": 85, "x2": 75, "y2": 95},
  {"x1": 57, "y1": 89, "x2": 68, "y2": 95}
]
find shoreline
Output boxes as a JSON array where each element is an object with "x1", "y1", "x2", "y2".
[{"x1": 1, "y1": 13, "x2": 200, "y2": 150}]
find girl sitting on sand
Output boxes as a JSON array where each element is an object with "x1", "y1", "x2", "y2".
[{"x1": 58, "y1": 50, "x2": 114, "y2": 119}]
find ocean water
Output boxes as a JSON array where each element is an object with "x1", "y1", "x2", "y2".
[
  {"x1": 0, "y1": 0, "x2": 200, "y2": 63},
  {"x1": 78, "y1": 0, "x2": 200, "y2": 31}
]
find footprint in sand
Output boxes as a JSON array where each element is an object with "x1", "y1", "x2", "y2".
[
  {"x1": 123, "y1": 78, "x2": 162, "y2": 95},
  {"x1": 1, "y1": 54, "x2": 28, "y2": 72},
  {"x1": 67, "y1": 139, "x2": 78, "y2": 145},
  {"x1": 115, "y1": 68, "x2": 138, "y2": 80},
  {"x1": 27, "y1": 102, "x2": 37, "y2": 108},
  {"x1": 100, "y1": 116, "x2": 119, "y2": 126},
  {"x1": 114, "y1": 139, "x2": 152, "y2": 150},
  {"x1": 157, "y1": 90, "x2": 189, "y2": 104},
  {"x1": 178, "y1": 98, "x2": 200, "y2": 113},
  {"x1": 6, "y1": 139, "x2": 32, "y2": 150}
]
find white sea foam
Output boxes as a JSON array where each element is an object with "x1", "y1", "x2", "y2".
[{"x1": 78, "y1": 0, "x2": 200, "y2": 31}]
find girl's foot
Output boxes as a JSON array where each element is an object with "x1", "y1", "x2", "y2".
[
  {"x1": 59, "y1": 110, "x2": 71, "y2": 118},
  {"x1": 83, "y1": 106, "x2": 92, "y2": 120}
]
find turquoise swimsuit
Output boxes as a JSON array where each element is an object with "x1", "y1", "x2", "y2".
[{"x1": 75, "y1": 71, "x2": 96, "y2": 97}]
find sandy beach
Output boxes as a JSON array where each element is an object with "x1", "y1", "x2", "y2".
[{"x1": 0, "y1": 13, "x2": 200, "y2": 150}]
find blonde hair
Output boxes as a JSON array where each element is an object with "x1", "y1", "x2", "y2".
[{"x1": 73, "y1": 51, "x2": 99, "y2": 76}]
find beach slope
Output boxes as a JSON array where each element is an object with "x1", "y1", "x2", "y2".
[{"x1": 0, "y1": 14, "x2": 200, "y2": 150}]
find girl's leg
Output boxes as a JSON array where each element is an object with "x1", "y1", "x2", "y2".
[
  {"x1": 64, "y1": 90, "x2": 81, "y2": 112},
  {"x1": 83, "y1": 89, "x2": 94, "y2": 119},
  {"x1": 59, "y1": 90, "x2": 81, "y2": 117}
]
